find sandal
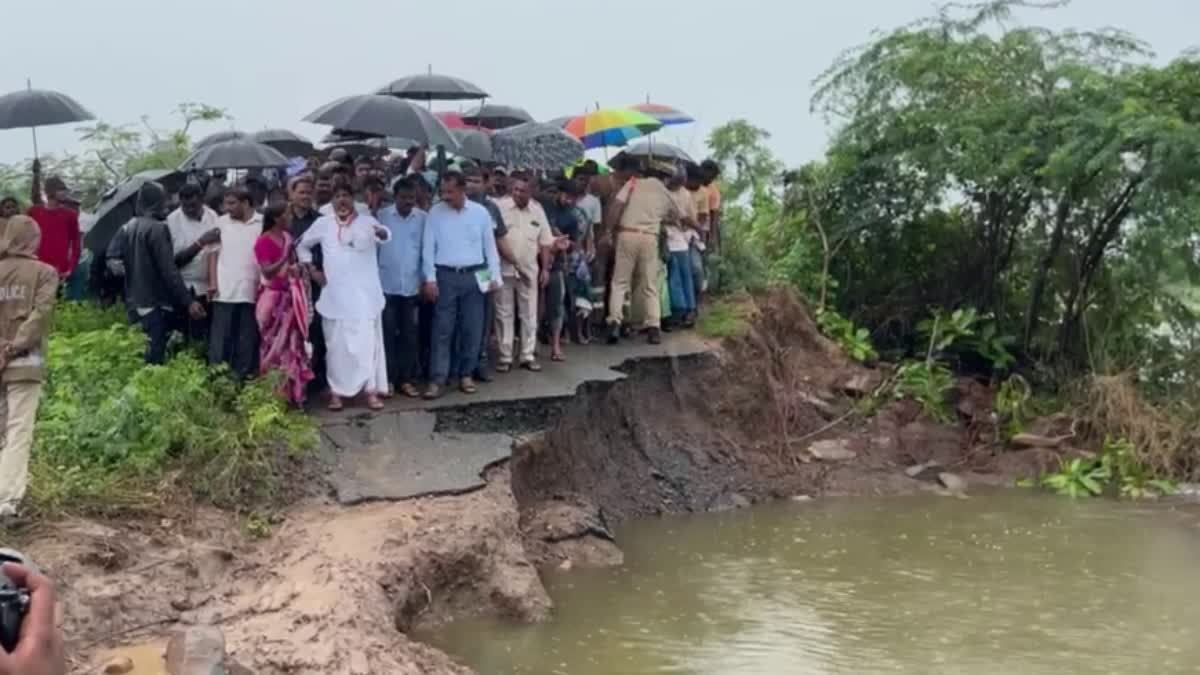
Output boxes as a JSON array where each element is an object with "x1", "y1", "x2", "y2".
[
  {"x1": 495, "y1": 363, "x2": 512, "y2": 373},
  {"x1": 327, "y1": 395, "x2": 344, "y2": 412},
  {"x1": 551, "y1": 352, "x2": 565, "y2": 362},
  {"x1": 400, "y1": 383, "x2": 421, "y2": 399},
  {"x1": 460, "y1": 377, "x2": 478, "y2": 394},
  {"x1": 521, "y1": 361, "x2": 542, "y2": 372},
  {"x1": 366, "y1": 394, "x2": 385, "y2": 411}
]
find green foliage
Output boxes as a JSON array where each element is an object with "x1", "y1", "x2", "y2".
[
  {"x1": 1039, "y1": 436, "x2": 1177, "y2": 499},
  {"x1": 696, "y1": 298, "x2": 752, "y2": 339},
  {"x1": 1041, "y1": 457, "x2": 1110, "y2": 498},
  {"x1": 917, "y1": 308, "x2": 1016, "y2": 372},
  {"x1": 994, "y1": 375, "x2": 1032, "y2": 441},
  {"x1": 816, "y1": 309, "x2": 877, "y2": 362},
  {"x1": 893, "y1": 361, "x2": 956, "y2": 423},
  {"x1": 801, "y1": 0, "x2": 1200, "y2": 385},
  {"x1": 29, "y1": 302, "x2": 316, "y2": 517}
]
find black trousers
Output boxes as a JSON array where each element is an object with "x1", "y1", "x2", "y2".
[
  {"x1": 418, "y1": 299, "x2": 435, "y2": 382},
  {"x1": 138, "y1": 308, "x2": 173, "y2": 365},
  {"x1": 208, "y1": 302, "x2": 259, "y2": 380},
  {"x1": 383, "y1": 293, "x2": 421, "y2": 386}
]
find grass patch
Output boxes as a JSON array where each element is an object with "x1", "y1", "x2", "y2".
[
  {"x1": 28, "y1": 302, "x2": 318, "y2": 518},
  {"x1": 697, "y1": 294, "x2": 757, "y2": 339}
]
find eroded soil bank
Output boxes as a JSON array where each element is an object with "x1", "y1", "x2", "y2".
[{"x1": 30, "y1": 290, "x2": 1057, "y2": 674}]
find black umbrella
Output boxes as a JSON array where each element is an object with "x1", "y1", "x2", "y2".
[
  {"x1": 179, "y1": 138, "x2": 289, "y2": 171},
  {"x1": 251, "y1": 128, "x2": 314, "y2": 157},
  {"x1": 461, "y1": 104, "x2": 534, "y2": 130},
  {"x1": 449, "y1": 128, "x2": 494, "y2": 162},
  {"x1": 194, "y1": 130, "x2": 247, "y2": 149},
  {"x1": 84, "y1": 169, "x2": 184, "y2": 252},
  {"x1": 614, "y1": 140, "x2": 695, "y2": 164},
  {"x1": 0, "y1": 85, "x2": 95, "y2": 158},
  {"x1": 303, "y1": 95, "x2": 458, "y2": 151},
  {"x1": 320, "y1": 131, "x2": 418, "y2": 156},
  {"x1": 375, "y1": 72, "x2": 488, "y2": 102}
]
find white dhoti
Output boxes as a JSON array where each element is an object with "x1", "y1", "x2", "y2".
[{"x1": 323, "y1": 317, "x2": 388, "y2": 397}]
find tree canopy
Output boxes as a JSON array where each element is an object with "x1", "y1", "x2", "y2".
[{"x1": 710, "y1": 0, "x2": 1200, "y2": 402}]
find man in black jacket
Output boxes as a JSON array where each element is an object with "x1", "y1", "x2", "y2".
[{"x1": 124, "y1": 181, "x2": 206, "y2": 364}]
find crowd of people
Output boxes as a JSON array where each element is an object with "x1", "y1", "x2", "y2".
[{"x1": 0, "y1": 145, "x2": 721, "y2": 516}]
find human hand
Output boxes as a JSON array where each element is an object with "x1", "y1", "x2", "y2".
[
  {"x1": 187, "y1": 302, "x2": 206, "y2": 321},
  {"x1": 208, "y1": 288, "x2": 219, "y2": 301},
  {"x1": 488, "y1": 280, "x2": 501, "y2": 292},
  {"x1": 422, "y1": 281, "x2": 438, "y2": 303},
  {"x1": 539, "y1": 269, "x2": 550, "y2": 288},
  {"x1": 311, "y1": 270, "x2": 327, "y2": 287},
  {"x1": 0, "y1": 564, "x2": 65, "y2": 675},
  {"x1": 198, "y1": 228, "x2": 220, "y2": 247}
]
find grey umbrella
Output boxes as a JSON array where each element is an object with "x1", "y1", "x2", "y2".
[
  {"x1": 449, "y1": 129, "x2": 494, "y2": 162},
  {"x1": 303, "y1": 95, "x2": 459, "y2": 151},
  {"x1": 195, "y1": 130, "x2": 247, "y2": 148},
  {"x1": 461, "y1": 104, "x2": 534, "y2": 130},
  {"x1": 375, "y1": 72, "x2": 488, "y2": 102},
  {"x1": 0, "y1": 86, "x2": 95, "y2": 158},
  {"x1": 251, "y1": 129, "x2": 314, "y2": 157},
  {"x1": 614, "y1": 140, "x2": 695, "y2": 164},
  {"x1": 179, "y1": 138, "x2": 289, "y2": 171},
  {"x1": 84, "y1": 169, "x2": 185, "y2": 251},
  {"x1": 491, "y1": 122, "x2": 585, "y2": 170}
]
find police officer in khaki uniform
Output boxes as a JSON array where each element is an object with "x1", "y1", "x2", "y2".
[{"x1": 604, "y1": 158, "x2": 679, "y2": 345}]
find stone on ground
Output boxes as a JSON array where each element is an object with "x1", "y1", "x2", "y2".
[
  {"x1": 808, "y1": 439, "x2": 857, "y2": 462},
  {"x1": 165, "y1": 626, "x2": 225, "y2": 675}
]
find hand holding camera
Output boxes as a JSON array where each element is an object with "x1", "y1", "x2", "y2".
[{"x1": 0, "y1": 550, "x2": 64, "y2": 675}]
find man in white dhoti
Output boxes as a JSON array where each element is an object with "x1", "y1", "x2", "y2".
[{"x1": 297, "y1": 183, "x2": 391, "y2": 411}]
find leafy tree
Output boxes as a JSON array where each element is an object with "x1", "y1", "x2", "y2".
[{"x1": 809, "y1": 0, "x2": 1200, "y2": 372}]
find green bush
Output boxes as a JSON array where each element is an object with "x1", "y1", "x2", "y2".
[{"x1": 29, "y1": 303, "x2": 318, "y2": 516}]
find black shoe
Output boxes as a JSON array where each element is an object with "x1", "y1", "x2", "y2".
[
  {"x1": 647, "y1": 327, "x2": 662, "y2": 345},
  {"x1": 607, "y1": 323, "x2": 621, "y2": 345},
  {"x1": 661, "y1": 322, "x2": 674, "y2": 333}
]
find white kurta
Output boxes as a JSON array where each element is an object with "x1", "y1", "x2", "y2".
[{"x1": 297, "y1": 214, "x2": 391, "y2": 396}]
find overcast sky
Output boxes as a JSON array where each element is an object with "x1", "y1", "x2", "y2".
[{"x1": 2, "y1": 0, "x2": 1197, "y2": 168}]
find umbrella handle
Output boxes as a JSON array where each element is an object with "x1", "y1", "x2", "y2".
[{"x1": 26, "y1": 78, "x2": 39, "y2": 160}]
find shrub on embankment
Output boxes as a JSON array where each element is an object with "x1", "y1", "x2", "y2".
[{"x1": 27, "y1": 302, "x2": 317, "y2": 517}]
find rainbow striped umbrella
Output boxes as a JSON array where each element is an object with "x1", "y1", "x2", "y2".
[
  {"x1": 561, "y1": 108, "x2": 663, "y2": 149},
  {"x1": 631, "y1": 103, "x2": 694, "y2": 126}
]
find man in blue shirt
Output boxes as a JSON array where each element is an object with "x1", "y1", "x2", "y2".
[
  {"x1": 377, "y1": 177, "x2": 427, "y2": 399},
  {"x1": 421, "y1": 172, "x2": 502, "y2": 399}
]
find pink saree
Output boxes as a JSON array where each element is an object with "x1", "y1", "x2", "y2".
[{"x1": 254, "y1": 232, "x2": 314, "y2": 404}]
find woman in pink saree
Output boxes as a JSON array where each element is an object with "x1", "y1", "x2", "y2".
[{"x1": 254, "y1": 204, "x2": 314, "y2": 404}]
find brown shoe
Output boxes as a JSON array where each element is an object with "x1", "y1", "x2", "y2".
[
  {"x1": 400, "y1": 383, "x2": 421, "y2": 399},
  {"x1": 423, "y1": 384, "x2": 443, "y2": 400},
  {"x1": 459, "y1": 377, "x2": 478, "y2": 394}
]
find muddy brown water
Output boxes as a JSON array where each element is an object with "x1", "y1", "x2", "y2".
[{"x1": 423, "y1": 492, "x2": 1200, "y2": 674}]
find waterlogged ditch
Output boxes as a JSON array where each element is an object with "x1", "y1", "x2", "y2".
[{"x1": 425, "y1": 492, "x2": 1200, "y2": 675}]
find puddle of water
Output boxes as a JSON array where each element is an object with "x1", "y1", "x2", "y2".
[
  {"x1": 422, "y1": 492, "x2": 1200, "y2": 675},
  {"x1": 96, "y1": 640, "x2": 167, "y2": 675}
]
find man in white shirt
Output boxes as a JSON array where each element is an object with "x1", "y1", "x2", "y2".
[
  {"x1": 207, "y1": 187, "x2": 263, "y2": 379},
  {"x1": 494, "y1": 176, "x2": 553, "y2": 371},
  {"x1": 166, "y1": 183, "x2": 220, "y2": 341}
]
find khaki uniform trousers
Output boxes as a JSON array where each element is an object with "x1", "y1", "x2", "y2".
[
  {"x1": 0, "y1": 380, "x2": 43, "y2": 508},
  {"x1": 607, "y1": 230, "x2": 662, "y2": 329}
]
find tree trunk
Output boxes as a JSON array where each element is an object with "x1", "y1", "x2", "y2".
[
  {"x1": 1055, "y1": 178, "x2": 1141, "y2": 356},
  {"x1": 1022, "y1": 191, "x2": 1072, "y2": 352}
]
